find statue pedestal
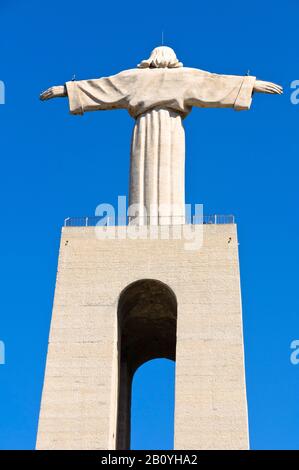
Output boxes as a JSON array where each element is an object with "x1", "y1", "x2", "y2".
[{"x1": 36, "y1": 224, "x2": 249, "y2": 450}]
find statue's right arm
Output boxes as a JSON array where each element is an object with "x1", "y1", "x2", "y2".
[
  {"x1": 40, "y1": 85, "x2": 67, "y2": 101},
  {"x1": 253, "y1": 80, "x2": 283, "y2": 95}
]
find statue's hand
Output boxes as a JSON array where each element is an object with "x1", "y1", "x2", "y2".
[
  {"x1": 253, "y1": 80, "x2": 283, "y2": 95},
  {"x1": 40, "y1": 85, "x2": 67, "y2": 101}
]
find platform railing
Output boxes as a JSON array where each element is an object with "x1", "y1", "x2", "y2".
[{"x1": 64, "y1": 214, "x2": 235, "y2": 227}]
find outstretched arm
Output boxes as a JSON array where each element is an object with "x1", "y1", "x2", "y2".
[
  {"x1": 39, "y1": 70, "x2": 135, "y2": 115},
  {"x1": 186, "y1": 69, "x2": 283, "y2": 112},
  {"x1": 40, "y1": 85, "x2": 67, "y2": 100},
  {"x1": 253, "y1": 80, "x2": 283, "y2": 95}
]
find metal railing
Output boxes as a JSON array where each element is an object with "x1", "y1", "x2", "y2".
[{"x1": 64, "y1": 214, "x2": 235, "y2": 227}]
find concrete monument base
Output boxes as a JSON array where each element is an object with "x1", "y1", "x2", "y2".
[{"x1": 36, "y1": 224, "x2": 248, "y2": 450}]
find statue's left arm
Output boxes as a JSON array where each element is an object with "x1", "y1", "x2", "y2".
[
  {"x1": 186, "y1": 70, "x2": 282, "y2": 111},
  {"x1": 40, "y1": 70, "x2": 134, "y2": 115}
]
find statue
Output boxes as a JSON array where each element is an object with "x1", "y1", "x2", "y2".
[{"x1": 40, "y1": 46, "x2": 282, "y2": 224}]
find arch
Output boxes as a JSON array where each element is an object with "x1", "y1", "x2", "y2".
[{"x1": 116, "y1": 279, "x2": 177, "y2": 449}]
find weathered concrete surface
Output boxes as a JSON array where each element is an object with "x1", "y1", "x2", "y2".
[{"x1": 36, "y1": 224, "x2": 248, "y2": 450}]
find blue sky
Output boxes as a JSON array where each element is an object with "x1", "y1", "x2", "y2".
[{"x1": 0, "y1": 0, "x2": 298, "y2": 450}]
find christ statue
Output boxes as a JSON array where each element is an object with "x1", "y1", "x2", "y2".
[{"x1": 40, "y1": 46, "x2": 282, "y2": 224}]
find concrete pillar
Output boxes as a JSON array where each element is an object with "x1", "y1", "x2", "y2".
[{"x1": 36, "y1": 224, "x2": 248, "y2": 450}]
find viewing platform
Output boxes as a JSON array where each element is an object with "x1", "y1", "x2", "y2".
[{"x1": 64, "y1": 214, "x2": 235, "y2": 227}]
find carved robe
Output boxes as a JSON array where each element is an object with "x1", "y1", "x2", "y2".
[{"x1": 65, "y1": 67, "x2": 256, "y2": 223}]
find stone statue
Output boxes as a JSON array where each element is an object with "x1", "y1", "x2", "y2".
[{"x1": 40, "y1": 46, "x2": 282, "y2": 224}]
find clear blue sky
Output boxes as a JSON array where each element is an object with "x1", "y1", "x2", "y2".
[{"x1": 0, "y1": 0, "x2": 298, "y2": 450}]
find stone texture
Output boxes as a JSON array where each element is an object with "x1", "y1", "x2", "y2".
[{"x1": 36, "y1": 224, "x2": 249, "y2": 450}]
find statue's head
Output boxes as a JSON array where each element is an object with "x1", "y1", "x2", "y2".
[{"x1": 137, "y1": 46, "x2": 183, "y2": 69}]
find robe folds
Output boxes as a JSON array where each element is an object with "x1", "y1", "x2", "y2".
[{"x1": 65, "y1": 67, "x2": 256, "y2": 224}]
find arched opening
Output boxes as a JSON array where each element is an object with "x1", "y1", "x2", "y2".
[
  {"x1": 116, "y1": 279, "x2": 177, "y2": 450},
  {"x1": 131, "y1": 359, "x2": 175, "y2": 450}
]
